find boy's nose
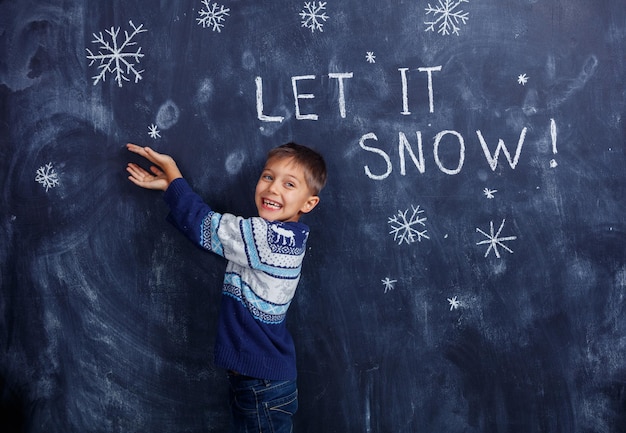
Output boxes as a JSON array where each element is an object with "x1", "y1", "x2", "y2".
[{"x1": 267, "y1": 181, "x2": 279, "y2": 194}]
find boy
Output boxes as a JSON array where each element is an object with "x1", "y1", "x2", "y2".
[{"x1": 126, "y1": 142, "x2": 327, "y2": 433}]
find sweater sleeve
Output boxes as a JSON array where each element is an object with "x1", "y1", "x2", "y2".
[
  {"x1": 163, "y1": 178, "x2": 308, "y2": 275},
  {"x1": 162, "y1": 177, "x2": 219, "y2": 251}
]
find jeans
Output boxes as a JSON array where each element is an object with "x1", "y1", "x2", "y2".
[{"x1": 228, "y1": 374, "x2": 298, "y2": 433}]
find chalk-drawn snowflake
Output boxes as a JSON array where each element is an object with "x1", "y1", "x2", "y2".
[
  {"x1": 518, "y1": 73, "x2": 529, "y2": 85},
  {"x1": 86, "y1": 20, "x2": 147, "y2": 87},
  {"x1": 388, "y1": 205, "x2": 430, "y2": 245},
  {"x1": 35, "y1": 162, "x2": 60, "y2": 191},
  {"x1": 476, "y1": 219, "x2": 517, "y2": 258},
  {"x1": 148, "y1": 124, "x2": 161, "y2": 139},
  {"x1": 300, "y1": 2, "x2": 329, "y2": 33},
  {"x1": 425, "y1": 0, "x2": 470, "y2": 36},
  {"x1": 382, "y1": 277, "x2": 397, "y2": 294},
  {"x1": 365, "y1": 52, "x2": 376, "y2": 64},
  {"x1": 483, "y1": 187, "x2": 497, "y2": 199},
  {"x1": 448, "y1": 296, "x2": 461, "y2": 310},
  {"x1": 196, "y1": 0, "x2": 230, "y2": 32}
]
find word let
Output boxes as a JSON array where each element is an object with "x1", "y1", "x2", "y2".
[{"x1": 256, "y1": 74, "x2": 353, "y2": 122}]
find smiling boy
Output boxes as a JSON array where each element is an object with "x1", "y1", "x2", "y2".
[
  {"x1": 255, "y1": 146, "x2": 323, "y2": 223},
  {"x1": 126, "y1": 142, "x2": 327, "y2": 433}
]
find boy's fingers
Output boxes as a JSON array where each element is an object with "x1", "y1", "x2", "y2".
[
  {"x1": 127, "y1": 144, "x2": 156, "y2": 160},
  {"x1": 141, "y1": 148, "x2": 168, "y2": 166},
  {"x1": 127, "y1": 164, "x2": 152, "y2": 181},
  {"x1": 126, "y1": 143, "x2": 144, "y2": 154},
  {"x1": 127, "y1": 176, "x2": 142, "y2": 186},
  {"x1": 126, "y1": 163, "x2": 143, "y2": 175},
  {"x1": 126, "y1": 143, "x2": 171, "y2": 167},
  {"x1": 126, "y1": 164, "x2": 138, "y2": 176}
]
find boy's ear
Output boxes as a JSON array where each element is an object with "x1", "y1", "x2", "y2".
[{"x1": 300, "y1": 195, "x2": 320, "y2": 214}]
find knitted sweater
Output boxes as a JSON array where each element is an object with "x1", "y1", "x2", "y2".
[{"x1": 163, "y1": 178, "x2": 308, "y2": 380}]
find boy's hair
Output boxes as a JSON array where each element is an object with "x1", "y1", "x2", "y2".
[{"x1": 267, "y1": 142, "x2": 327, "y2": 195}]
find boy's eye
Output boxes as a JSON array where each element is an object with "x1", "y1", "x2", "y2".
[{"x1": 285, "y1": 182, "x2": 295, "y2": 188}]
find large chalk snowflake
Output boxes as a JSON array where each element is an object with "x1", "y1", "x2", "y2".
[
  {"x1": 35, "y1": 162, "x2": 60, "y2": 191},
  {"x1": 425, "y1": 0, "x2": 470, "y2": 36},
  {"x1": 300, "y1": 2, "x2": 329, "y2": 33},
  {"x1": 476, "y1": 219, "x2": 517, "y2": 258},
  {"x1": 388, "y1": 205, "x2": 430, "y2": 245},
  {"x1": 196, "y1": 1, "x2": 230, "y2": 32},
  {"x1": 86, "y1": 20, "x2": 147, "y2": 87}
]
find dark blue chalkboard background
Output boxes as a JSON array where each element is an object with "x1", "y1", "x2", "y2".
[{"x1": 2, "y1": 0, "x2": 626, "y2": 431}]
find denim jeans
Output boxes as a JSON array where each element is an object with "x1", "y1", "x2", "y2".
[{"x1": 228, "y1": 374, "x2": 298, "y2": 433}]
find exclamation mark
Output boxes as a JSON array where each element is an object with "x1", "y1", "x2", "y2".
[{"x1": 549, "y1": 118, "x2": 558, "y2": 168}]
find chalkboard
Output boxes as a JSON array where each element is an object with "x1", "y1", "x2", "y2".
[{"x1": 2, "y1": 0, "x2": 626, "y2": 432}]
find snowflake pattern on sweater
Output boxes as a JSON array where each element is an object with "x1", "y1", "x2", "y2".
[{"x1": 201, "y1": 213, "x2": 308, "y2": 319}]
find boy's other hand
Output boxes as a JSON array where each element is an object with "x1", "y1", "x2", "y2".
[{"x1": 126, "y1": 143, "x2": 183, "y2": 191}]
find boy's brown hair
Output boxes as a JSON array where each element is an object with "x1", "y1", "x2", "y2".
[{"x1": 267, "y1": 142, "x2": 327, "y2": 196}]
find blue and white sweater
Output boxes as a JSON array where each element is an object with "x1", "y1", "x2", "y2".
[{"x1": 163, "y1": 178, "x2": 309, "y2": 380}]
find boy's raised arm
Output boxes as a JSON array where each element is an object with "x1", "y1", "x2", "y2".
[{"x1": 126, "y1": 143, "x2": 183, "y2": 191}]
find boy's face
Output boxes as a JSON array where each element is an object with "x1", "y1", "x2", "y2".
[{"x1": 255, "y1": 156, "x2": 320, "y2": 222}]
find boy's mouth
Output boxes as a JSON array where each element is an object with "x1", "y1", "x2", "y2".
[{"x1": 263, "y1": 199, "x2": 282, "y2": 209}]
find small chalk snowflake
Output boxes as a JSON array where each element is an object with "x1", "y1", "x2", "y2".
[
  {"x1": 365, "y1": 51, "x2": 376, "y2": 64},
  {"x1": 388, "y1": 205, "x2": 430, "y2": 245},
  {"x1": 86, "y1": 20, "x2": 147, "y2": 87},
  {"x1": 35, "y1": 162, "x2": 60, "y2": 191},
  {"x1": 447, "y1": 296, "x2": 461, "y2": 310},
  {"x1": 483, "y1": 187, "x2": 497, "y2": 199},
  {"x1": 148, "y1": 124, "x2": 161, "y2": 139},
  {"x1": 300, "y1": 2, "x2": 329, "y2": 33},
  {"x1": 517, "y1": 73, "x2": 529, "y2": 85},
  {"x1": 196, "y1": 0, "x2": 230, "y2": 32},
  {"x1": 382, "y1": 277, "x2": 397, "y2": 294},
  {"x1": 476, "y1": 219, "x2": 517, "y2": 258},
  {"x1": 425, "y1": 0, "x2": 470, "y2": 36}
]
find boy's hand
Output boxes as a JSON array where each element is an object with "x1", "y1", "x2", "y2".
[{"x1": 126, "y1": 143, "x2": 183, "y2": 191}]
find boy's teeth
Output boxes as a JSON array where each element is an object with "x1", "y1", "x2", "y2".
[{"x1": 264, "y1": 199, "x2": 281, "y2": 209}]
